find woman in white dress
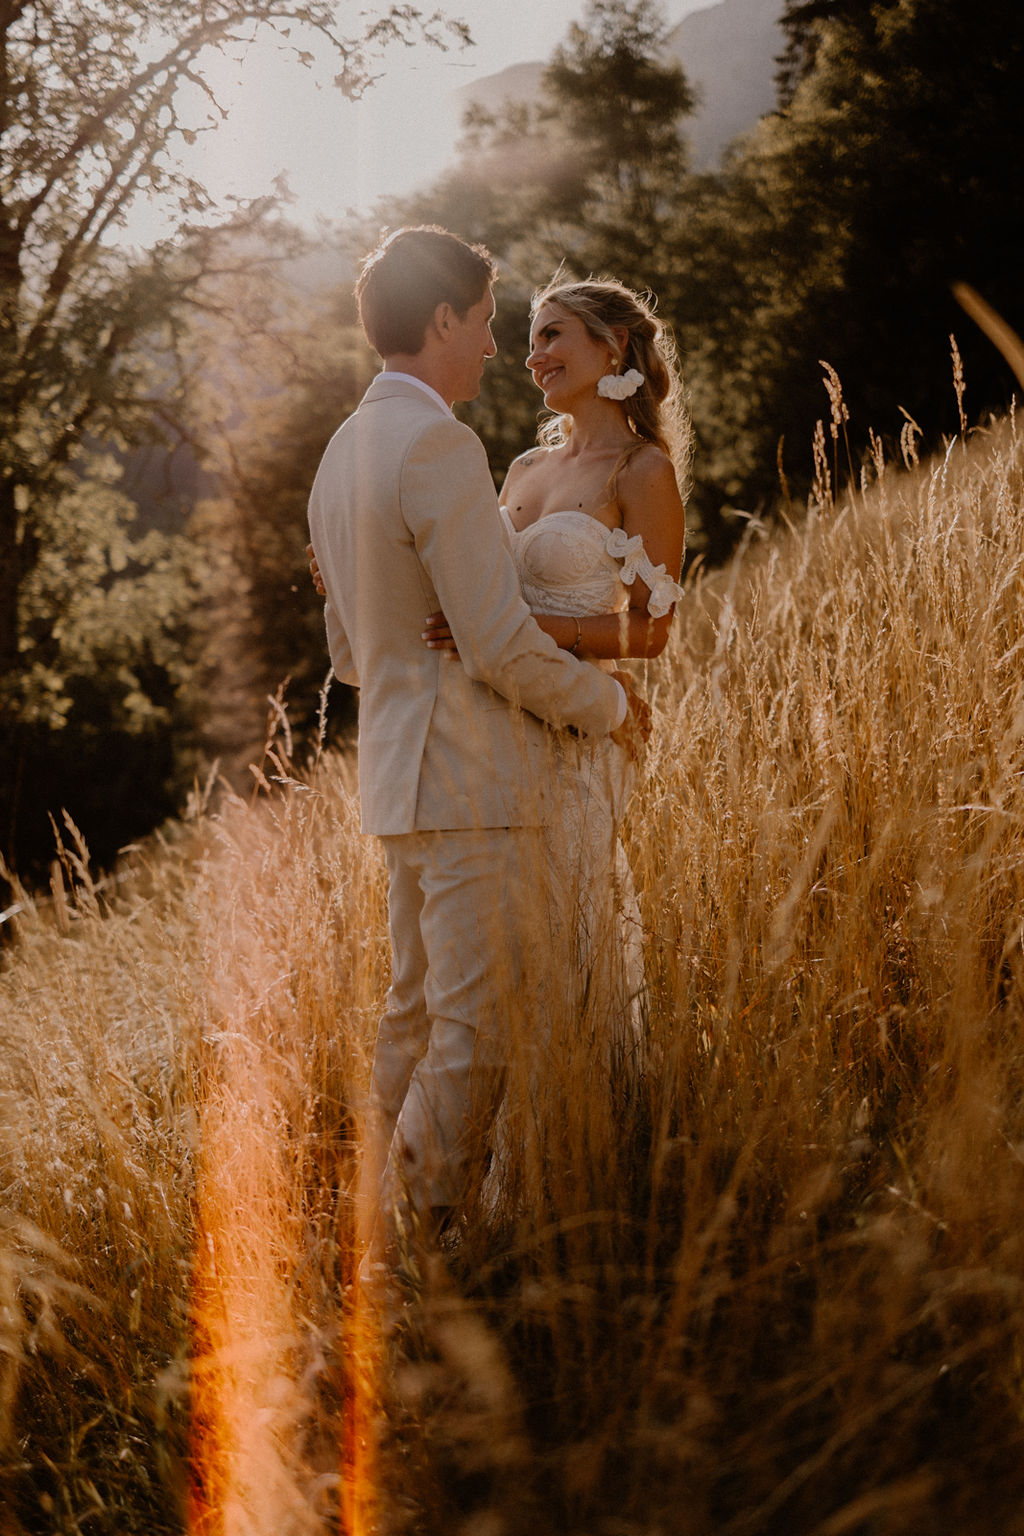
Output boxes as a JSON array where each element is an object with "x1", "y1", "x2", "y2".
[
  {"x1": 423, "y1": 278, "x2": 689, "y2": 1206},
  {"x1": 425, "y1": 274, "x2": 687, "y2": 986}
]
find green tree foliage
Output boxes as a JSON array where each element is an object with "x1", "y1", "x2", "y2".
[
  {"x1": 439, "y1": 0, "x2": 693, "y2": 288},
  {"x1": 775, "y1": 0, "x2": 881, "y2": 104},
  {"x1": 191, "y1": 277, "x2": 375, "y2": 772},
  {"x1": 384, "y1": 0, "x2": 696, "y2": 494},
  {"x1": 0, "y1": 0, "x2": 466, "y2": 872},
  {"x1": 542, "y1": 0, "x2": 693, "y2": 287},
  {"x1": 8, "y1": 449, "x2": 203, "y2": 876},
  {"x1": 690, "y1": 0, "x2": 1024, "y2": 512}
]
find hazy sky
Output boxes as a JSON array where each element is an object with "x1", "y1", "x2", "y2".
[{"x1": 129, "y1": 0, "x2": 714, "y2": 243}]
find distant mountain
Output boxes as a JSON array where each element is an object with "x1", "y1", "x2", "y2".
[
  {"x1": 454, "y1": 0, "x2": 785, "y2": 170},
  {"x1": 459, "y1": 59, "x2": 545, "y2": 114},
  {"x1": 670, "y1": 0, "x2": 785, "y2": 167}
]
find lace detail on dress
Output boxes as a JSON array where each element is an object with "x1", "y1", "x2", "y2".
[
  {"x1": 501, "y1": 508, "x2": 683, "y2": 619},
  {"x1": 482, "y1": 507, "x2": 653, "y2": 1220}
]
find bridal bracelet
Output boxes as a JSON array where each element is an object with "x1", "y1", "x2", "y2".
[{"x1": 569, "y1": 617, "x2": 583, "y2": 655}]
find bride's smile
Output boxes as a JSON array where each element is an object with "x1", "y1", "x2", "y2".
[{"x1": 527, "y1": 302, "x2": 620, "y2": 410}]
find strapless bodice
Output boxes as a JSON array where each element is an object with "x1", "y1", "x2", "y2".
[{"x1": 500, "y1": 507, "x2": 683, "y2": 619}]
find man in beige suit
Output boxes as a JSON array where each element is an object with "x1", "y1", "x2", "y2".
[{"x1": 307, "y1": 226, "x2": 636, "y2": 1263}]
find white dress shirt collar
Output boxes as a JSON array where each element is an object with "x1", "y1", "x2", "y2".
[{"x1": 378, "y1": 371, "x2": 454, "y2": 418}]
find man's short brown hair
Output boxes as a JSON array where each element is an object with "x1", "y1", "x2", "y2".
[{"x1": 355, "y1": 225, "x2": 497, "y2": 358}]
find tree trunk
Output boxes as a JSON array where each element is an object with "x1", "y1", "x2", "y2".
[{"x1": 0, "y1": 476, "x2": 20, "y2": 687}]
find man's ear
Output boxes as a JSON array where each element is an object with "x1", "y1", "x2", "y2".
[{"x1": 431, "y1": 301, "x2": 456, "y2": 341}]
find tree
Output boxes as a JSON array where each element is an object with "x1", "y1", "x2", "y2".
[
  {"x1": 417, "y1": 0, "x2": 694, "y2": 284},
  {"x1": 8, "y1": 446, "x2": 204, "y2": 873},
  {"x1": 680, "y1": 0, "x2": 1024, "y2": 516},
  {"x1": 546, "y1": 6, "x2": 691, "y2": 199},
  {"x1": 0, "y1": 1, "x2": 466, "y2": 869},
  {"x1": 190, "y1": 274, "x2": 376, "y2": 777},
  {"x1": 775, "y1": 0, "x2": 881, "y2": 104},
  {"x1": 539, "y1": 0, "x2": 694, "y2": 289},
  {"x1": 379, "y1": 1, "x2": 697, "y2": 500}
]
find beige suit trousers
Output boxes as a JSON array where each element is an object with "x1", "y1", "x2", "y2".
[{"x1": 358, "y1": 825, "x2": 552, "y2": 1245}]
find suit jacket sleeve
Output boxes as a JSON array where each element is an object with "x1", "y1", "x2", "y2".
[
  {"x1": 402, "y1": 417, "x2": 624, "y2": 737},
  {"x1": 324, "y1": 595, "x2": 358, "y2": 687}
]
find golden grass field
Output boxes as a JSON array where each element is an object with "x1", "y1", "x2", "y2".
[{"x1": 2, "y1": 405, "x2": 1024, "y2": 1534}]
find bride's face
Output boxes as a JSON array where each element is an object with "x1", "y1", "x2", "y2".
[{"x1": 526, "y1": 303, "x2": 616, "y2": 410}]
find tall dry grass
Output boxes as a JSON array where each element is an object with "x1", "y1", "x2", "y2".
[{"x1": 2, "y1": 404, "x2": 1024, "y2": 1534}]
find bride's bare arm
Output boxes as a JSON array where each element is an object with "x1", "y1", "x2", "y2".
[
  {"x1": 422, "y1": 609, "x2": 592, "y2": 655},
  {"x1": 423, "y1": 606, "x2": 664, "y2": 658},
  {"x1": 607, "y1": 445, "x2": 686, "y2": 658},
  {"x1": 532, "y1": 607, "x2": 667, "y2": 660}
]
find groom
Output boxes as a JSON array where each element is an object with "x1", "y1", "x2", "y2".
[{"x1": 307, "y1": 225, "x2": 633, "y2": 1262}]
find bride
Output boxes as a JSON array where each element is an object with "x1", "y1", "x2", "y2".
[{"x1": 422, "y1": 276, "x2": 688, "y2": 1199}]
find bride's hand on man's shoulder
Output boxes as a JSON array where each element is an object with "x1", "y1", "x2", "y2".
[
  {"x1": 610, "y1": 670, "x2": 652, "y2": 759},
  {"x1": 422, "y1": 611, "x2": 460, "y2": 656}
]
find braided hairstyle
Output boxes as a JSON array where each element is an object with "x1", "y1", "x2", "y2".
[{"x1": 530, "y1": 275, "x2": 691, "y2": 496}]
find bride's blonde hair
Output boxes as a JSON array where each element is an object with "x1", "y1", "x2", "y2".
[{"x1": 530, "y1": 275, "x2": 692, "y2": 493}]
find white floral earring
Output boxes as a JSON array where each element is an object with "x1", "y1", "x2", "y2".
[{"x1": 597, "y1": 367, "x2": 644, "y2": 400}]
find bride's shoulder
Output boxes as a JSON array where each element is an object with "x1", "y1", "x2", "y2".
[
  {"x1": 619, "y1": 442, "x2": 678, "y2": 493},
  {"x1": 502, "y1": 444, "x2": 558, "y2": 494},
  {"x1": 508, "y1": 444, "x2": 558, "y2": 475}
]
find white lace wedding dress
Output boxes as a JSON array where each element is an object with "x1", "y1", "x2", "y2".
[{"x1": 480, "y1": 509, "x2": 683, "y2": 1215}]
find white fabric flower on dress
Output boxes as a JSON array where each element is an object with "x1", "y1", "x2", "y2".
[
  {"x1": 597, "y1": 368, "x2": 645, "y2": 400},
  {"x1": 604, "y1": 528, "x2": 646, "y2": 584},
  {"x1": 605, "y1": 526, "x2": 685, "y2": 618},
  {"x1": 643, "y1": 568, "x2": 686, "y2": 618}
]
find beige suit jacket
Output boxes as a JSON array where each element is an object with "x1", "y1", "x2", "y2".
[{"x1": 307, "y1": 375, "x2": 625, "y2": 834}]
